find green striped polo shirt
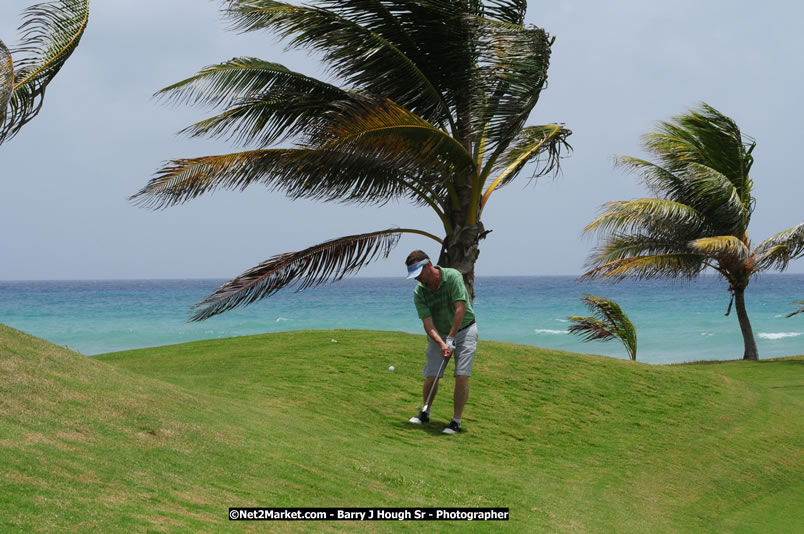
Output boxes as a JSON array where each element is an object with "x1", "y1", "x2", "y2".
[{"x1": 413, "y1": 266, "x2": 475, "y2": 334}]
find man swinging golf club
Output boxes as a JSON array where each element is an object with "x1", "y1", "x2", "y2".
[{"x1": 405, "y1": 250, "x2": 478, "y2": 434}]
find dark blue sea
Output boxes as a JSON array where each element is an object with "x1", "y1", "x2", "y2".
[{"x1": 0, "y1": 276, "x2": 801, "y2": 363}]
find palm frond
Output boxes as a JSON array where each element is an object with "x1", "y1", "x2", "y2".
[
  {"x1": 583, "y1": 253, "x2": 706, "y2": 281},
  {"x1": 616, "y1": 156, "x2": 689, "y2": 201},
  {"x1": 156, "y1": 58, "x2": 348, "y2": 146},
  {"x1": 472, "y1": 20, "x2": 553, "y2": 151},
  {"x1": 617, "y1": 156, "x2": 749, "y2": 234},
  {"x1": 754, "y1": 223, "x2": 804, "y2": 272},
  {"x1": 224, "y1": 0, "x2": 454, "y2": 128},
  {"x1": 131, "y1": 140, "x2": 447, "y2": 211},
  {"x1": 682, "y1": 162, "x2": 751, "y2": 232},
  {"x1": 567, "y1": 317, "x2": 616, "y2": 342},
  {"x1": 155, "y1": 57, "x2": 350, "y2": 146},
  {"x1": 647, "y1": 103, "x2": 755, "y2": 190},
  {"x1": 190, "y1": 227, "x2": 440, "y2": 321},
  {"x1": 689, "y1": 235, "x2": 750, "y2": 264},
  {"x1": 615, "y1": 104, "x2": 755, "y2": 237},
  {"x1": 0, "y1": 0, "x2": 89, "y2": 143},
  {"x1": 156, "y1": 57, "x2": 342, "y2": 108},
  {"x1": 568, "y1": 294, "x2": 637, "y2": 360},
  {"x1": 584, "y1": 198, "x2": 707, "y2": 237},
  {"x1": 483, "y1": 0, "x2": 527, "y2": 25},
  {"x1": 786, "y1": 301, "x2": 804, "y2": 318},
  {"x1": 0, "y1": 40, "x2": 12, "y2": 121},
  {"x1": 306, "y1": 94, "x2": 475, "y2": 176},
  {"x1": 480, "y1": 123, "x2": 571, "y2": 209},
  {"x1": 131, "y1": 150, "x2": 286, "y2": 209},
  {"x1": 587, "y1": 234, "x2": 690, "y2": 265}
]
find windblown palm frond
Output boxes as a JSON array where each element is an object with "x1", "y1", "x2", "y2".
[
  {"x1": 156, "y1": 58, "x2": 349, "y2": 146},
  {"x1": 689, "y1": 236, "x2": 751, "y2": 264},
  {"x1": 480, "y1": 123, "x2": 571, "y2": 209},
  {"x1": 568, "y1": 294, "x2": 637, "y2": 360},
  {"x1": 190, "y1": 227, "x2": 441, "y2": 321},
  {"x1": 617, "y1": 103, "x2": 755, "y2": 237},
  {"x1": 131, "y1": 148, "x2": 413, "y2": 209},
  {"x1": 224, "y1": 0, "x2": 455, "y2": 128},
  {"x1": 0, "y1": 40, "x2": 12, "y2": 122},
  {"x1": 583, "y1": 253, "x2": 706, "y2": 281},
  {"x1": 786, "y1": 301, "x2": 804, "y2": 318},
  {"x1": 483, "y1": 0, "x2": 527, "y2": 25},
  {"x1": 754, "y1": 223, "x2": 804, "y2": 271},
  {"x1": 132, "y1": 97, "x2": 473, "y2": 210},
  {"x1": 472, "y1": 21, "x2": 553, "y2": 152},
  {"x1": 584, "y1": 198, "x2": 708, "y2": 237},
  {"x1": 307, "y1": 95, "x2": 475, "y2": 174},
  {"x1": 645, "y1": 103, "x2": 755, "y2": 188},
  {"x1": 0, "y1": 0, "x2": 89, "y2": 144}
]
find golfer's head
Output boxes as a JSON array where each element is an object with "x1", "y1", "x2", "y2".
[{"x1": 405, "y1": 250, "x2": 430, "y2": 280}]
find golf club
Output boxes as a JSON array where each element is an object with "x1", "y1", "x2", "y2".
[{"x1": 422, "y1": 355, "x2": 450, "y2": 413}]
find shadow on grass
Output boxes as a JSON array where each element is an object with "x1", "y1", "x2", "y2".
[{"x1": 392, "y1": 420, "x2": 462, "y2": 436}]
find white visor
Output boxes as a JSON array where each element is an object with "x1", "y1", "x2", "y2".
[{"x1": 406, "y1": 259, "x2": 430, "y2": 279}]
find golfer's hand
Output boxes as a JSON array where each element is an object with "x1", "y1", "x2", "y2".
[
  {"x1": 441, "y1": 337, "x2": 456, "y2": 358},
  {"x1": 445, "y1": 337, "x2": 456, "y2": 352}
]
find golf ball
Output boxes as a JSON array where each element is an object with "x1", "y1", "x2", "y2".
[{"x1": 388, "y1": 366, "x2": 395, "y2": 372}]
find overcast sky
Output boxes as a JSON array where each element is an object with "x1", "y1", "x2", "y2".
[{"x1": 1, "y1": 0, "x2": 802, "y2": 280}]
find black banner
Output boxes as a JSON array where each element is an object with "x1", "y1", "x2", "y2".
[{"x1": 229, "y1": 507, "x2": 509, "y2": 521}]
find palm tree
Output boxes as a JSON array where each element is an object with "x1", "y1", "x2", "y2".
[
  {"x1": 0, "y1": 0, "x2": 90, "y2": 144},
  {"x1": 787, "y1": 301, "x2": 804, "y2": 318},
  {"x1": 583, "y1": 103, "x2": 804, "y2": 360},
  {"x1": 568, "y1": 294, "x2": 637, "y2": 360},
  {"x1": 130, "y1": 0, "x2": 571, "y2": 321}
]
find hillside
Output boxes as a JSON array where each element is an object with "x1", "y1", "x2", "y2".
[{"x1": 2, "y1": 323, "x2": 802, "y2": 532}]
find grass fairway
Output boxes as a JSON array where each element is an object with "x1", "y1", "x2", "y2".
[{"x1": 2, "y1": 323, "x2": 803, "y2": 532}]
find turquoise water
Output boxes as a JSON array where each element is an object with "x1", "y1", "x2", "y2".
[{"x1": 0, "y1": 276, "x2": 801, "y2": 363}]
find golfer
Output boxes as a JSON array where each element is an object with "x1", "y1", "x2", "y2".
[{"x1": 405, "y1": 250, "x2": 478, "y2": 434}]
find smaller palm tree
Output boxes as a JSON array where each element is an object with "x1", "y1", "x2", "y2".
[
  {"x1": 787, "y1": 301, "x2": 804, "y2": 318},
  {"x1": 568, "y1": 295, "x2": 637, "y2": 361},
  {"x1": 0, "y1": 0, "x2": 89, "y2": 144},
  {"x1": 583, "y1": 103, "x2": 804, "y2": 360}
]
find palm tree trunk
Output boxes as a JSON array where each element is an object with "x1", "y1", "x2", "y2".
[
  {"x1": 438, "y1": 221, "x2": 488, "y2": 302},
  {"x1": 733, "y1": 287, "x2": 759, "y2": 360}
]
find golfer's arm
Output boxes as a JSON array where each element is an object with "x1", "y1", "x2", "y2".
[
  {"x1": 421, "y1": 317, "x2": 445, "y2": 346},
  {"x1": 448, "y1": 301, "x2": 466, "y2": 338}
]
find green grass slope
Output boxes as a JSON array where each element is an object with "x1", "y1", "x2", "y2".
[{"x1": 2, "y1": 323, "x2": 802, "y2": 532}]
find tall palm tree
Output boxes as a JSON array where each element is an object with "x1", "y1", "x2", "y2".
[
  {"x1": 0, "y1": 0, "x2": 90, "y2": 144},
  {"x1": 568, "y1": 294, "x2": 637, "y2": 361},
  {"x1": 131, "y1": 0, "x2": 571, "y2": 321},
  {"x1": 583, "y1": 103, "x2": 804, "y2": 360}
]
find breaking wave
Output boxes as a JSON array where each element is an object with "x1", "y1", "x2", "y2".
[{"x1": 758, "y1": 332, "x2": 801, "y2": 340}]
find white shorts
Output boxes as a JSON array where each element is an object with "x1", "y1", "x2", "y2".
[{"x1": 423, "y1": 322, "x2": 478, "y2": 377}]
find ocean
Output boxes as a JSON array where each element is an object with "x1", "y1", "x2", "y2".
[{"x1": 0, "y1": 275, "x2": 801, "y2": 364}]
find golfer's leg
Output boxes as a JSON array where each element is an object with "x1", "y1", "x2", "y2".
[
  {"x1": 423, "y1": 376, "x2": 438, "y2": 407},
  {"x1": 451, "y1": 323, "x2": 477, "y2": 420},
  {"x1": 453, "y1": 376, "x2": 469, "y2": 419}
]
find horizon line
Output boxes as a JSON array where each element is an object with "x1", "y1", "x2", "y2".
[{"x1": 2, "y1": 272, "x2": 803, "y2": 283}]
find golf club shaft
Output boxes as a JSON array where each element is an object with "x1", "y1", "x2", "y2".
[{"x1": 422, "y1": 356, "x2": 449, "y2": 412}]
